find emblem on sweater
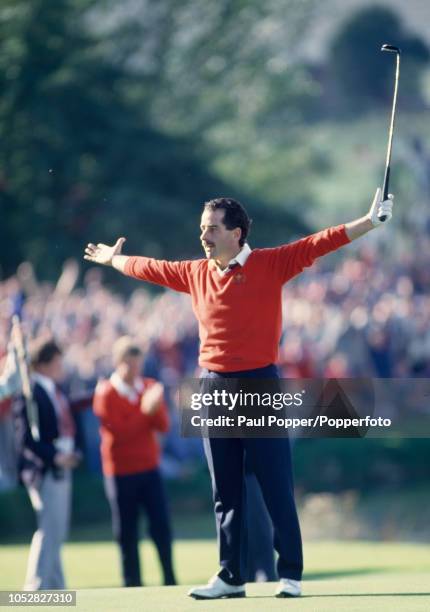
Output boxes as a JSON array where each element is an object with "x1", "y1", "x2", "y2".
[{"x1": 233, "y1": 273, "x2": 246, "y2": 284}]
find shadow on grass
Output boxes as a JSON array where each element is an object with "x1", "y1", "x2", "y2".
[
  {"x1": 302, "y1": 593, "x2": 430, "y2": 598},
  {"x1": 305, "y1": 567, "x2": 395, "y2": 580},
  {"x1": 243, "y1": 592, "x2": 430, "y2": 599}
]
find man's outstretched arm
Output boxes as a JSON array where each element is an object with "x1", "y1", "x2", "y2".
[
  {"x1": 83, "y1": 237, "x2": 191, "y2": 293},
  {"x1": 271, "y1": 188, "x2": 395, "y2": 284},
  {"x1": 345, "y1": 188, "x2": 394, "y2": 241}
]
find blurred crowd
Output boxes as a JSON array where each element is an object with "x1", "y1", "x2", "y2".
[
  {"x1": 279, "y1": 230, "x2": 430, "y2": 379},
  {"x1": 1, "y1": 231, "x2": 429, "y2": 388},
  {"x1": 0, "y1": 226, "x2": 429, "y2": 485}
]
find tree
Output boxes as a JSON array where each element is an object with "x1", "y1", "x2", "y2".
[
  {"x1": 0, "y1": 0, "x2": 315, "y2": 279},
  {"x1": 328, "y1": 6, "x2": 429, "y2": 113}
]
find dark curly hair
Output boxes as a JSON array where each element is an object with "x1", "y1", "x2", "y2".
[{"x1": 203, "y1": 197, "x2": 252, "y2": 247}]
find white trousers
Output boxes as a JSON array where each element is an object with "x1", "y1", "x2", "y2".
[{"x1": 23, "y1": 470, "x2": 71, "y2": 590}]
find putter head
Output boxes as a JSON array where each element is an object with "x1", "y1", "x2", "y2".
[{"x1": 381, "y1": 44, "x2": 401, "y2": 54}]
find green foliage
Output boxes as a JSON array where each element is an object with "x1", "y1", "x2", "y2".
[
  {"x1": 1, "y1": 439, "x2": 428, "y2": 541},
  {"x1": 293, "y1": 439, "x2": 430, "y2": 493},
  {"x1": 4, "y1": 1, "x2": 427, "y2": 279},
  {"x1": 97, "y1": 0, "x2": 320, "y2": 135},
  {"x1": 105, "y1": 0, "x2": 323, "y2": 210},
  {"x1": 0, "y1": 0, "x2": 318, "y2": 280},
  {"x1": 0, "y1": 1, "x2": 208, "y2": 275},
  {"x1": 328, "y1": 6, "x2": 429, "y2": 113}
]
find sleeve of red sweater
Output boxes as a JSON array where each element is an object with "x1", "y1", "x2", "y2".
[
  {"x1": 148, "y1": 401, "x2": 170, "y2": 433},
  {"x1": 269, "y1": 224, "x2": 351, "y2": 284},
  {"x1": 124, "y1": 257, "x2": 191, "y2": 293},
  {"x1": 93, "y1": 384, "x2": 147, "y2": 440}
]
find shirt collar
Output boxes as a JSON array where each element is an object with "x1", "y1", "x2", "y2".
[
  {"x1": 32, "y1": 372, "x2": 57, "y2": 397},
  {"x1": 213, "y1": 243, "x2": 252, "y2": 276},
  {"x1": 110, "y1": 372, "x2": 144, "y2": 403}
]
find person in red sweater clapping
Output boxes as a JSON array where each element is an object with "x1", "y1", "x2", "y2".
[{"x1": 93, "y1": 336, "x2": 176, "y2": 587}]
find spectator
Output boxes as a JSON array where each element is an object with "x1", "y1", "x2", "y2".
[
  {"x1": 93, "y1": 336, "x2": 176, "y2": 587},
  {"x1": 15, "y1": 338, "x2": 81, "y2": 590}
]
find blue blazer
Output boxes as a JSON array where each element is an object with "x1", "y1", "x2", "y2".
[{"x1": 14, "y1": 382, "x2": 77, "y2": 487}]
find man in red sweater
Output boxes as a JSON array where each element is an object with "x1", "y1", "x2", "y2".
[
  {"x1": 93, "y1": 336, "x2": 176, "y2": 587},
  {"x1": 84, "y1": 188, "x2": 394, "y2": 598}
]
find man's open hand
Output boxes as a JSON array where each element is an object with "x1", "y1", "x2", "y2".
[{"x1": 84, "y1": 237, "x2": 126, "y2": 266}]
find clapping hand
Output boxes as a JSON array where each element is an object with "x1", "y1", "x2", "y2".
[{"x1": 141, "y1": 382, "x2": 164, "y2": 415}]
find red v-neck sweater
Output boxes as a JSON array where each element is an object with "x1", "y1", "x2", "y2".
[
  {"x1": 93, "y1": 377, "x2": 169, "y2": 476},
  {"x1": 124, "y1": 225, "x2": 350, "y2": 372}
]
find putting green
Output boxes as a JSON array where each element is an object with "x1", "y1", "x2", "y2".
[
  {"x1": 2, "y1": 540, "x2": 429, "y2": 610},
  {"x1": 68, "y1": 575, "x2": 430, "y2": 612}
]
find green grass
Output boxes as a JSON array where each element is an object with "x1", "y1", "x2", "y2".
[
  {"x1": 1, "y1": 540, "x2": 430, "y2": 610},
  {"x1": 62, "y1": 577, "x2": 430, "y2": 612}
]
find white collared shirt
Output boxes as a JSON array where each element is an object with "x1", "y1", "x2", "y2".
[
  {"x1": 110, "y1": 372, "x2": 145, "y2": 404},
  {"x1": 216, "y1": 243, "x2": 252, "y2": 276}
]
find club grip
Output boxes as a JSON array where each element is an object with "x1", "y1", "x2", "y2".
[
  {"x1": 378, "y1": 165, "x2": 390, "y2": 222},
  {"x1": 382, "y1": 165, "x2": 390, "y2": 199}
]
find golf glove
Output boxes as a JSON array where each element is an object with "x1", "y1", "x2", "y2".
[{"x1": 368, "y1": 187, "x2": 394, "y2": 227}]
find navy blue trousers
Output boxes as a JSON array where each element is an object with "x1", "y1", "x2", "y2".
[
  {"x1": 202, "y1": 364, "x2": 303, "y2": 585},
  {"x1": 245, "y1": 470, "x2": 276, "y2": 581},
  {"x1": 104, "y1": 468, "x2": 176, "y2": 587}
]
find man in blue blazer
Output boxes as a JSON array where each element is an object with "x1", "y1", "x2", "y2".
[{"x1": 15, "y1": 338, "x2": 81, "y2": 590}]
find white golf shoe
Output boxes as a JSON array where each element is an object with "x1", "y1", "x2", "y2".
[
  {"x1": 188, "y1": 575, "x2": 246, "y2": 600},
  {"x1": 275, "y1": 578, "x2": 302, "y2": 598}
]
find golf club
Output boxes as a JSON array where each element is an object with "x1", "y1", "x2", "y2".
[
  {"x1": 11, "y1": 315, "x2": 40, "y2": 441},
  {"x1": 379, "y1": 43, "x2": 401, "y2": 222}
]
